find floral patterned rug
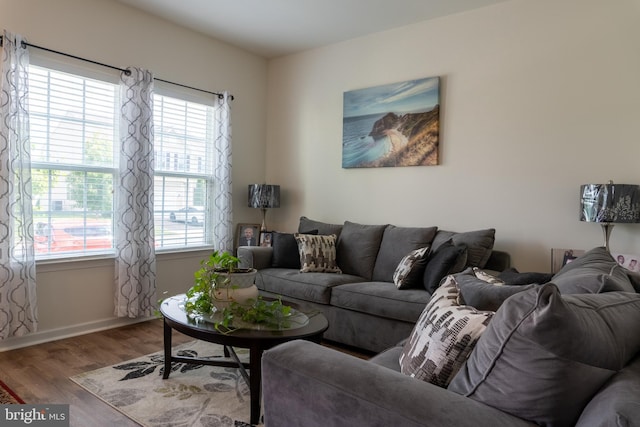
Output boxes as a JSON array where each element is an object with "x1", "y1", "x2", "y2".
[{"x1": 70, "y1": 341, "x2": 260, "y2": 426}]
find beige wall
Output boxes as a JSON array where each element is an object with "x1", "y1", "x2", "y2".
[
  {"x1": 0, "y1": 0, "x2": 268, "y2": 349},
  {"x1": 2, "y1": 0, "x2": 640, "y2": 349},
  {"x1": 265, "y1": 0, "x2": 640, "y2": 271}
]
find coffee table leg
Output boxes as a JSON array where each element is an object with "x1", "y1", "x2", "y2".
[
  {"x1": 250, "y1": 345, "x2": 263, "y2": 425},
  {"x1": 163, "y1": 319, "x2": 172, "y2": 379}
]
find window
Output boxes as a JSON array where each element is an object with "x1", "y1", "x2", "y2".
[
  {"x1": 29, "y1": 65, "x2": 117, "y2": 258},
  {"x1": 153, "y1": 94, "x2": 214, "y2": 249},
  {"x1": 29, "y1": 63, "x2": 215, "y2": 259}
]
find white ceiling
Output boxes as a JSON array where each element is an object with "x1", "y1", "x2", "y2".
[{"x1": 114, "y1": 0, "x2": 510, "y2": 58}]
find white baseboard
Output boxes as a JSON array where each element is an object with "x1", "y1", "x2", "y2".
[{"x1": 0, "y1": 316, "x2": 156, "y2": 352}]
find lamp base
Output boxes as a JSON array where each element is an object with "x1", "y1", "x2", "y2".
[
  {"x1": 601, "y1": 223, "x2": 614, "y2": 252},
  {"x1": 260, "y1": 208, "x2": 267, "y2": 232}
]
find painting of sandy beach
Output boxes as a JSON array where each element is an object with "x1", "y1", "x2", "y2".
[{"x1": 342, "y1": 77, "x2": 440, "y2": 168}]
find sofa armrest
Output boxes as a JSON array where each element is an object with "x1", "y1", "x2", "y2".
[
  {"x1": 262, "y1": 340, "x2": 534, "y2": 427},
  {"x1": 237, "y1": 246, "x2": 273, "y2": 270}
]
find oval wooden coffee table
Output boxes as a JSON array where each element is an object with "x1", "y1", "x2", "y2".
[{"x1": 160, "y1": 294, "x2": 329, "y2": 425}]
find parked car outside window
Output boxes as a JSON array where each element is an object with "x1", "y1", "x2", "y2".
[{"x1": 168, "y1": 207, "x2": 205, "y2": 226}]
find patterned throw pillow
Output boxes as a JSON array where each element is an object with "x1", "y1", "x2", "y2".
[
  {"x1": 294, "y1": 233, "x2": 342, "y2": 273},
  {"x1": 393, "y1": 246, "x2": 430, "y2": 289},
  {"x1": 473, "y1": 267, "x2": 504, "y2": 284},
  {"x1": 399, "y1": 274, "x2": 494, "y2": 388}
]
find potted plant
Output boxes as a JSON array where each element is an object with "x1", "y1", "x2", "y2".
[
  {"x1": 182, "y1": 251, "x2": 295, "y2": 333},
  {"x1": 185, "y1": 250, "x2": 258, "y2": 316}
]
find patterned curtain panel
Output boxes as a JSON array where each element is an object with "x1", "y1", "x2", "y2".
[
  {"x1": 115, "y1": 68, "x2": 156, "y2": 318},
  {"x1": 212, "y1": 92, "x2": 233, "y2": 252},
  {"x1": 0, "y1": 31, "x2": 38, "y2": 340}
]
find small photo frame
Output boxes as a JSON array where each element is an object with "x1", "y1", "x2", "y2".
[
  {"x1": 551, "y1": 248, "x2": 585, "y2": 274},
  {"x1": 260, "y1": 231, "x2": 273, "y2": 247},
  {"x1": 236, "y1": 223, "x2": 260, "y2": 248},
  {"x1": 611, "y1": 252, "x2": 640, "y2": 272}
]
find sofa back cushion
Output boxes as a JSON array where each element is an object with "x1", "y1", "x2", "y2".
[
  {"x1": 550, "y1": 246, "x2": 635, "y2": 293},
  {"x1": 432, "y1": 229, "x2": 495, "y2": 268},
  {"x1": 448, "y1": 283, "x2": 640, "y2": 427},
  {"x1": 298, "y1": 216, "x2": 343, "y2": 238},
  {"x1": 372, "y1": 225, "x2": 437, "y2": 282},
  {"x1": 336, "y1": 221, "x2": 387, "y2": 280}
]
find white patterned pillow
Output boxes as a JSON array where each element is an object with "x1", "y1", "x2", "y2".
[
  {"x1": 399, "y1": 274, "x2": 494, "y2": 387},
  {"x1": 473, "y1": 267, "x2": 505, "y2": 285},
  {"x1": 393, "y1": 246, "x2": 430, "y2": 289},
  {"x1": 294, "y1": 233, "x2": 342, "y2": 273}
]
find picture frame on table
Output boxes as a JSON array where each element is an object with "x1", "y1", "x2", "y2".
[
  {"x1": 611, "y1": 252, "x2": 640, "y2": 272},
  {"x1": 236, "y1": 223, "x2": 260, "y2": 248},
  {"x1": 260, "y1": 231, "x2": 273, "y2": 247},
  {"x1": 551, "y1": 248, "x2": 585, "y2": 274}
]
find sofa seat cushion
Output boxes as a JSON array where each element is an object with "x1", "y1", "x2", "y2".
[
  {"x1": 550, "y1": 246, "x2": 635, "y2": 293},
  {"x1": 371, "y1": 225, "x2": 437, "y2": 282},
  {"x1": 448, "y1": 283, "x2": 640, "y2": 427},
  {"x1": 576, "y1": 355, "x2": 640, "y2": 426},
  {"x1": 256, "y1": 268, "x2": 365, "y2": 305},
  {"x1": 330, "y1": 282, "x2": 432, "y2": 323}
]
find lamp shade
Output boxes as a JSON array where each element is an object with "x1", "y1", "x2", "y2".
[
  {"x1": 580, "y1": 183, "x2": 640, "y2": 223},
  {"x1": 248, "y1": 184, "x2": 280, "y2": 209}
]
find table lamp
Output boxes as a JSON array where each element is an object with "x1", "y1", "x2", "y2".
[
  {"x1": 580, "y1": 181, "x2": 640, "y2": 251},
  {"x1": 248, "y1": 184, "x2": 280, "y2": 231}
]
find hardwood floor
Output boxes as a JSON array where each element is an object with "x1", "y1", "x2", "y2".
[
  {"x1": 0, "y1": 319, "x2": 193, "y2": 426},
  {"x1": 0, "y1": 319, "x2": 372, "y2": 427}
]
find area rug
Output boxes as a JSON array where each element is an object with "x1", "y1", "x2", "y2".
[
  {"x1": 0, "y1": 379, "x2": 24, "y2": 404},
  {"x1": 70, "y1": 341, "x2": 260, "y2": 426}
]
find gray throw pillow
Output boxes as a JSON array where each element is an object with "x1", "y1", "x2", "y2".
[
  {"x1": 336, "y1": 221, "x2": 387, "y2": 280},
  {"x1": 448, "y1": 283, "x2": 640, "y2": 427},
  {"x1": 432, "y1": 229, "x2": 495, "y2": 268},
  {"x1": 497, "y1": 268, "x2": 553, "y2": 285},
  {"x1": 271, "y1": 229, "x2": 318, "y2": 269},
  {"x1": 551, "y1": 246, "x2": 635, "y2": 293},
  {"x1": 372, "y1": 225, "x2": 437, "y2": 282},
  {"x1": 423, "y1": 241, "x2": 467, "y2": 293},
  {"x1": 455, "y1": 268, "x2": 537, "y2": 312}
]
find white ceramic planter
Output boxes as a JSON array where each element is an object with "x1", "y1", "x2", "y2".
[{"x1": 211, "y1": 268, "x2": 258, "y2": 309}]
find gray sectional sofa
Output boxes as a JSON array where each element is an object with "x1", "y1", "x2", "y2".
[
  {"x1": 238, "y1": 216, "x2": 510, "y2": 353},
  {"x1": 261, "y1": 247, "x2": 640, "y2": 427}
]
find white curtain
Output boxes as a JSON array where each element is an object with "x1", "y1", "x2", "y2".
[
  {"x1": 0, "y1": 31, "x2": 37, "y2": 340},
  {"x1": 115, "y1": 67, "x2": 156, "y2": 318},
  {"x1": 212, "y1": 92, "x2": 234, "y2": 252}
]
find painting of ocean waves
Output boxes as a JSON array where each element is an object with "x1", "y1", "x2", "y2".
[{"x1": 342, "y1": 77, "x2": 440, "y2": 168}]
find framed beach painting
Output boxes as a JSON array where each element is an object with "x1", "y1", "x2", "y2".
[{"x1": 342, "y1": 76, "x2": 440, "y2": 168}]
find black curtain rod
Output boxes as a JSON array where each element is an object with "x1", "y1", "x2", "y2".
[{"x1": 0, "y1": 35, "x2": 234, "y2": 100}]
